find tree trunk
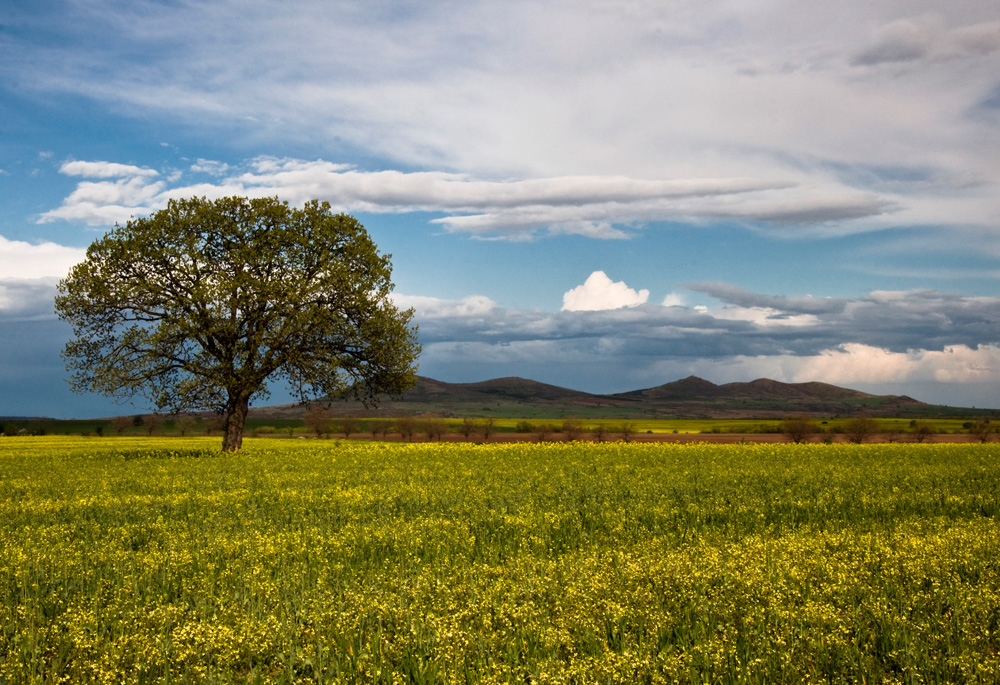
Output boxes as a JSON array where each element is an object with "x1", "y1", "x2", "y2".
[{"x1": 222, "y1": 395, "x2": 250, "y2": 452}]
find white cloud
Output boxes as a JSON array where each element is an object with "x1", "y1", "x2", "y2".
[
  {"x1": 44, "y1": 156, "x2": 898, "y2": 238},
  {"x1": 393, "y1": 294, "x2": 498, "y2": 319},
  {"x1": 190, "y1": 159, "x2": 231, "y2": 175},
  {"x1": 710, "y1": 306, "x2": 819, "y2": 328},
  {"x1": 791, "y1": 343, "x2": 1000, "y2": 384},
  {"x1": 14, "y1": 3, "x2": 1000, "y2": 240},
  {"x1": 666, "y1": 343, "x2": 1000, "y2": 388},
  {"x1": 662, "y1": 292, "x2": 685, "y2": 307},
  {"x1": 852, "y1": 16, "x2": 938, "y2": 66},
  {"x1": 0, "y1": 279, "x2": 62, "y2": 320},
  {"x1": 405, "y1": 284, "x2": 1000, "y2": 402},
  {"x1": 853, "y1": 16, "x2": 1000, "y2": 66},
  {"x1": 59, "y1": 161, "x2": 158, "y2": 178},
  {"x1": 0, "y1": 235, "x2": 87, "y2": 320},
  {"x1": 0, "y1": 235, "x2": 86, "y2": 281},
  {"x1": 561, "y1": 271, "x2": 649, "y2": 311}
]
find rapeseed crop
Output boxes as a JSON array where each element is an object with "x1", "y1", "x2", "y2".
[{"x1": 1, "y1": 437, "x2": 998, "y2": 683}]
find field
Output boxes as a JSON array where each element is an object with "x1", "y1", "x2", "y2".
[
  {"x1": 2, "y1": 437, "x2": 999, "y2": 683},
  {"x1": 2, "y1": 415, "x2": 987, "y2": 439}
]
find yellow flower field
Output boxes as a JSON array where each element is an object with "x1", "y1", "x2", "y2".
[{"x1": 1, "y1": 437, "x2": 998, "y2": 683}]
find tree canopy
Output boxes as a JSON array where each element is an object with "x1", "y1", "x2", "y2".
[{"x1": 55, "y1": 196, "x2": 420, "y2": 451}]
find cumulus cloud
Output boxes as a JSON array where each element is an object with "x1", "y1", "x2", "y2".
[
  {"x1": 0, "y1": 235, "x2": 87, "y2": 320},
  {"x1": 562, "y1": 272, "x2": 650, "y2": 312},
  {"x1": 0, "y1": 235, "x2": 86, "y2": 281},
  {"x1": 662, "y1": 292, "x2": 685, "y2": 307},
  {"x1": 0, "y1": 279, "x2": 63, "y2": 321}
]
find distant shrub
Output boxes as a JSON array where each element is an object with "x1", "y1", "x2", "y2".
[
  {"x1": 781, "y1": 415, "x2": 817, "y2": 444},
  {"x1": 424, "y1": 418, "x2": 447, "y2": 442},
  {"x1": 515, "y1": 420, "x2": 535, "y2": 434},
  {"x1": 911, "y1": 420, "x2": 936, "y2": 443},
  {"x1": 534, "y1": 423, "x2": 556, "y2": 442},
  {"x1": 969, "y1": 418, "x2": 993, "y2": 443},
  {"x1": 562, "y1": 420, "x2": 584, "y2": 441}
]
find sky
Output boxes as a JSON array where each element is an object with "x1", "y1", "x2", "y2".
[{"x1": 1, "y1": 0, "x2": 999, "y2": 418}]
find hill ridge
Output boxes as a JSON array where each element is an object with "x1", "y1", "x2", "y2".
[{"x1": 252, "y1": 374, "x2": 988, "y2": 420}]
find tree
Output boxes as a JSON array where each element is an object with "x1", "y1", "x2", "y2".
[
  {"x1": 781, "y1": 415, "x2": 817, "y2": 444},
  {"x1": 339, "y1": 415, "x2": 361, "y2": 440},
  {"x1": 110, "y1": 415, "x2": 132, "y2": 436},
  {"x1": 515, "y1": 420, "x2": 535, "y2": 434},
  {"x1": 204, "y1": 413, "x2": 226, "y2": 435},
  {"x1": 910, "y1": 420, "x2": 936, "y2": 443},
  {"x1": 424, "y1": 417, "x2": 447, "y2": 441},
  {"x1": 55, "y1": 196, "x2": 420, "y2": 452},
  {"x1": 534, "y1": 422, "x2": 555, "y2": 443},
  {"x1": 459, "y1": 417, "x2": 478, "y2": 442},
  {"x1": 592, "y1": 423, "x2": 607, "y2": 443},
  {"x1": 969, "y1": 418, "x2": 994, "y2": 443},
  {"x1": 303, "y1": 404, "x2": 333, "y2": 438},
  {"x1": 143, "y1": 413, "x2": 165, "y2": 436},
  {"x1": 396, "y1": 416, "x2": 417, "y2": 442},
  {"x1": 477, "y1": 417, "x2": 496, "y2": 442},
  {"x1": 174, "y1": 413, "x2": 199, "y2": 437},
  {"x1": 562, "y1": 419, "x2": 583, "y2": 442},
  {"x1": 619, "y1": 422, "x2": 636, "y2": 443},
  {"x1": 371, "y1": 419, "x2": 392, "y2": 440},
  {"x1": 845, "y1": 415, "x2": 878, "y2": 444}
]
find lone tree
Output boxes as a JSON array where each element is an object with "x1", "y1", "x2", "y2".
[{"x1": 55, "y1": 196, "x2": 420, "y2": 452}]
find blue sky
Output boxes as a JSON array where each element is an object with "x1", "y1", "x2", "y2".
[{"x1": 1, "y1": 0, "x2": 999, "y2": 417}]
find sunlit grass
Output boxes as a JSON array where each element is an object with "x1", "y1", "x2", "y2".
[{"x1": 2, "y1": 437, "x2": 999, "y2": 683}]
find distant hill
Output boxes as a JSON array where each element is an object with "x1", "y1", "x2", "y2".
[{"x1": 251, "y1": 375, "x2": 988, "y2": 420}]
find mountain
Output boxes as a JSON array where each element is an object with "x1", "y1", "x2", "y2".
[
  {"x1": 251, "y1": 375, "x2": 979, "y2": 420},
  {"x1": 607, "y1": 376, "x2": 928, "y2": 416}
]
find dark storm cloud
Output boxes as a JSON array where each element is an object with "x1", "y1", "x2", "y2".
[{"x1": 408, "y1": 287, "x2": 1000, "y2": 360}]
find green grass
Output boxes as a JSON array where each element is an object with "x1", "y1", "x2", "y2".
[{"x1": 2, "y1": 437, "x2": 999, "y2": 683}]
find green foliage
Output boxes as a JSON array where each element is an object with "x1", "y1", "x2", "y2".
[
  {"x1": 55, "y1": 196, "x2": 419, "y2": 451},
  {"x1": 1, "y1": 437, "x2": 999, "y2": 682},
  {"x1": 515, "y1": 420, "x2": 535, "y2": 434}
]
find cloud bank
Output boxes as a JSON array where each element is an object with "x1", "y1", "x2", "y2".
[
  {"x1": 10, "y1": 2, "x2": 1000, "y2": 239},
  {"x1": 401, "y1": 283, "x2": 1000, "y2": 400},
  {"x1": 37, "y1": 157, "x2": 898, "y2": 240}
]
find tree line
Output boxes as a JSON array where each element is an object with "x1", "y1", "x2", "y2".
[{"x1": 781, "y1": 415, "x2": 995, "y2": 444}]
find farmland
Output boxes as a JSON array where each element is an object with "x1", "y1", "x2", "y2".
[
  {"x1": 2, "y1": 415, "x2": 989, "y2": 440},
  {"x1": 2, "y1": 437, "x2": 999, "y2": 683}
]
